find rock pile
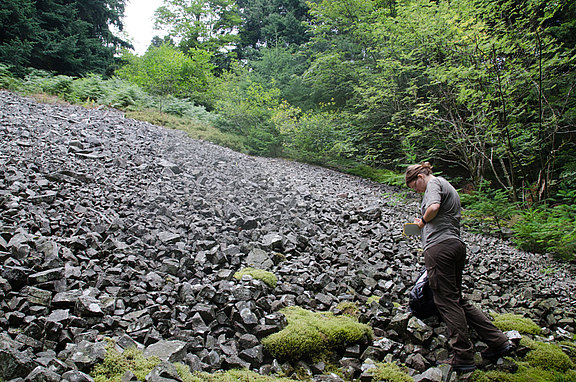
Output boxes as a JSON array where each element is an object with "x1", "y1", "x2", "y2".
[{"x1": 0, "y1": 91, "x2": 575, "y2": 381}]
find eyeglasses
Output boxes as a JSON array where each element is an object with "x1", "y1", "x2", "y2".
[{"x1": 407, "y1": 176, "x2": 419, "y2": 190}]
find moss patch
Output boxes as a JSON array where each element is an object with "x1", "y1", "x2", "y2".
[
  {"x1": 491, "y1": 313, "x2": 543, "y2": 335},
  {"x1": 369, "y1": 362, "x2": 413, "y2": 382},
  {"x1": 92, "y1": 345, "x2": 160, "y2": 382},
  {"x1": 336, "y1": 301, "x2": 360, "y2": 317},
  {"x1": 233, "y1": 267, "x2": 278, "y2": 288},
  {"x1": 525, "y1": 342, "x2": 575, "y2": 372},
  {"x1": 261, "y1": 306, "x2": 373, "y2": 361},
  {"x1": 472, "y1": 339, "x2": 576, "y2": 382},
  {"x1": 472, "y1": 366, "x2": 576, "y2": 382},
  {"x1": 191, "y1": 369, "x2": 294, "y2": 381}
]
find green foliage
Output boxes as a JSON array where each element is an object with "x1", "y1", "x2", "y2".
[
  {"x1": 261, "y1": 306, "x2": 373, "y2": 361},
  {"x1": 0, "y1": 64, "x2": 23, "y2": 91},
  {"x1": 91, "y1": 345, "x2": 161, "y2": 382},
  {"x1": 491, "y1": 313, "x2": 543, "y2": 335},
  {"x1": 153, "y1": 0, "x2": 241, "y2": 69},
  {"x1": 0, "y1": 0, "x2": 130, "y2": 75},
  {"x1": 340, "y1": 164, "x2": 405, "y2": 186},
  {"x1": 234, "y1": 267, "x2": 278, "y2": 288},
  {"x1": 368, "y1": 362, "x2": 413, "y2": 382},
  {"x1": 116, "y1": 44, "x2": 214, "y2": 99},
  {"x1": 236, "y1": 0, "x2": 313, "y2": 57},
  {"x1": 272, "y1": 101, "x2": 354, "y2": 164},
  {"x1": 213, "y1": 74, "x2": 283, "y2": 156},
  {"x1": 460, "y1": 185, "x2": 519, "y2": 238},
  {"x1": 472, "y1": 366, "x2": 576, "y2": 382},
  {"x1": 513, "y1": 203, "x2": 576, "y2": 261}
]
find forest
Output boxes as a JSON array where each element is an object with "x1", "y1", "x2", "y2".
[{"x1": 1, "y1": 0, "x2": 575, "y2": 260}]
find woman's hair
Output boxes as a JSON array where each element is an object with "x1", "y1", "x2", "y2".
[{"x1": 405, "y1": 162, "x2": 433, "y2": 186}]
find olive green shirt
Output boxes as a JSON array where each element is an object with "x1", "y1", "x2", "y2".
[{"x1": 421, "y1": 176, "x2": 462, "y2": 250}]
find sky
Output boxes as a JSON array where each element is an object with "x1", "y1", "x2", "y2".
[{"x1": 122, "y1": 0, "x2": 167, "y2": 55}]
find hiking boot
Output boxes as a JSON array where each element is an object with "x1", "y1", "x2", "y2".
[
  {"x1": 436, "y1": 356, "x2": 477, "y2": 372},
  {"x1": 481, "y1": 341, "x2": 513, "y2": 360}
]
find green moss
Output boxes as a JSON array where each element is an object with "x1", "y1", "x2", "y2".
[
  {"x1": 366, "y1": 295, "x2": 382, "y2": 305},
  {"x1": 91, "y1": 345, "x2": 161, "y2": 382},
  {"x1": 192, "y1": 369, "x2": 294, "y2": 381},
  {"x1": 369, "y1": 362, "x2": 413, "y2": 382},
  {"x1": 336, "y1": 301, "x2": 360, "y2": 316},
  {"x1": 234, "y1": 267, "x2": 278, "y2": 288},
  {"x1": 472, "y1": 364, "x2": 576, "y2": 382},
  {"x1": 526, "y1": 342, "x2": 575, "y2": 372},
  {"x1": 560, "y1": 341, "x2": 576, "y2": 360},
  {"x1": 491, "y1": 313, "x2": 543, "y2": 335},
  {"x1": 261, "y1": 306, "x2": 373, "y2": 361},
  {"x1": 472, "y1": 339, "x2": 576, "y2": 382}
]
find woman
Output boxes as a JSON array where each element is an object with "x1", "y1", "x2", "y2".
[{"x1": 405, "y1": 162, "x2": 512, "y2": 372}]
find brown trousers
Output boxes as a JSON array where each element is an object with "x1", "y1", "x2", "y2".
[{"x1": 424, "y1": 239, "x2": 508, "y2": 361}]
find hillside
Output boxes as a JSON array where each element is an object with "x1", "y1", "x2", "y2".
[{"x1": 1, "y1": 91, "x2": 575, "y2": 381}]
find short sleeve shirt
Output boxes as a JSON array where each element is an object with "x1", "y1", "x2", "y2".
[{"x1": 421, "y1": 176, "x2": 462, "y2": 250}]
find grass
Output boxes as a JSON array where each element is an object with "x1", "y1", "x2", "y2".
[{"x1": 124, "y1": 109, "x2": 248, "y2": 153}]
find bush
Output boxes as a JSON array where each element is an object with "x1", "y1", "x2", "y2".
[
  {"x1": 0, "y1": 64, "x2": 21, "y2": 90},
  {"x1": 460, "y1": 185, "x2": 518, "y2": 238},
  {"x1": 513, "y1": 203, "x2": 576, "y2": 261},
  {"x1": 67, "y1": 74, "x2": 106, "y2": 103}
]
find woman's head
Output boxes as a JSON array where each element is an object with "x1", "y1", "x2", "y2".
[{"x1": 405, "y1": 162, "x2": 433, "y2": 190}]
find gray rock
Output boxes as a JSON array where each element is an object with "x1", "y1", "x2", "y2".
[
  {"x1": 24, "y1": 366, "x2": 61, "y2": 382},
  {"x1": 413, "y1": 367, "x2": 444, "y2": 382},
  {"x1": 65, "y1": 341, "x2": 107, "y2": 372},
  {"x1": 245, "y1": 248, "x2": 274, "y2": 269},
  {"x1": 0, "y1": 348, "x2": 38, "y2": 380},
  {"x1": 145, "y1": 361, "x2": 182, "y2": 382},
  {"x1": 61, "y1": 370, "x2": 95, "y2": 382},
  {"x1": 144, "y1": 340, "x2": 187, "y2": 363}
]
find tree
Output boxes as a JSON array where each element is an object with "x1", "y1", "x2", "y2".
[
  {"x1": 235, "y1": 0, "x2": 313, "y2": 58},
  {"x1": 0, "y1": 0, "x2": 131, "y2": 75},
  {"x1": 116, "y1": 43, "x2": 215, "y2": 99},
  {"x1": 0, "y1": 0, "x2": 38, "y2": 74},
  {"x1": 154, "y1": 0, "x2": 241, "y2": 69}
]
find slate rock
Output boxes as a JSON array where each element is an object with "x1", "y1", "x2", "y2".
[
  {"x1": 0, "y1": 348, "x2": 38, "y2": 380},
  {"x1": 145, "y1": 361, "x2": 182, "y2": 382},
  {"x1": 144, "y1": 340, "x2": 187, "y2": 363}
]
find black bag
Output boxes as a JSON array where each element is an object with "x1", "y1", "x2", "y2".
[{"x1": 409, "y1": 269, "x2": 439, "y2": 319}]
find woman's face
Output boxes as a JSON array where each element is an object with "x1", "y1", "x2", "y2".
[{"x1": 408, "y1": 174, "x2": 427, "y2": 193}]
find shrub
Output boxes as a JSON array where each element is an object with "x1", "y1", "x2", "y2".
[
  {"x1": 513, "y1": 203, "x2": 576, "y2": 261},
  {"x1": 261, "y1": 306, "x2": 373, "y2": 361},
  {"x1": 460, "y1": 185, "x2": 518, "y2": 239},
  {"x1": 0, "y1": 64, "x2": 21, "y2": 90},
  {"x1": 234, "y1": 267, "x2": 278, "y2": 288},
  {"x1": 67, "y1": 74, "x2": 106, "y2": 103}
]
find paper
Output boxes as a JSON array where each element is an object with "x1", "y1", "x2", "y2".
[{"x1": 403, "y1": 223, "x2": 421, "y2": 236}]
